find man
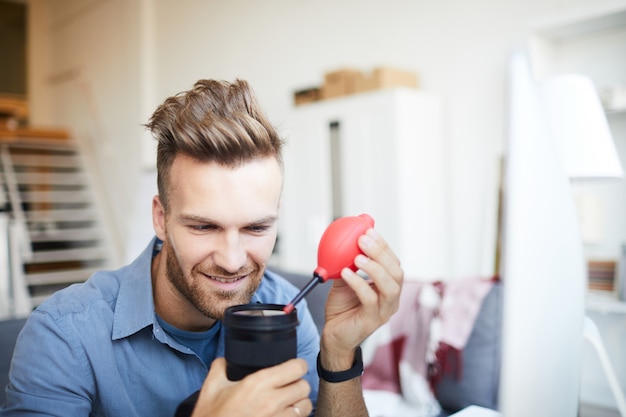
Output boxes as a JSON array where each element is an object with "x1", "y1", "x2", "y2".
[{"x1": 1, "y1": 79, "x2": 403, "y2": 417}]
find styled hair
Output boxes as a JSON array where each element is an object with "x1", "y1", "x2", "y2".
[{"x1": 144, "y1": 79, "x2": 284, "y2": 210}]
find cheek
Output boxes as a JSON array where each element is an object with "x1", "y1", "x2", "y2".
[
  {"x1": 249, "y1": 234, "x2": 278, "y2": 262},
  {"x1": 167, "y1": 232, "x2": 208, "y2": 271}
]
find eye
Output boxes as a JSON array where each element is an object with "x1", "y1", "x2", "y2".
[
  {"x1": 190, "y1": 224, "x2": 216, "y2": 232},
  {"x1": 246, "y1": 225, "x2": 270, "y2": 233}
]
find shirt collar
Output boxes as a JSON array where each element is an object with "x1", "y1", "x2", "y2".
[{"x1": 112, "y1": 237, "x2": 159, "y2": 340}]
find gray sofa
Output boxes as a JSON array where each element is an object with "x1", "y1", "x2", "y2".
[
  {"x1": 276, "y1": 269, "x2": 503, "y2": 416},
  {"x1": 1, "y1": 270, "x2": 502, "y2": 415},
  {"x1": 0, "y1": 317, "x2": 27, "y2": 407},
  {"x1": 434, "y1": 279, "x2": 502, "y2": 415}
]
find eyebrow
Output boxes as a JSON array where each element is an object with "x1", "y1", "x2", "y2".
[{"x1": 178, "y1": 214, "x2": 278, "y2": 226}]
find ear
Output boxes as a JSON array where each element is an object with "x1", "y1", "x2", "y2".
[{"x1": 152, "y1": 195, "x2": 167, "y2": 240}]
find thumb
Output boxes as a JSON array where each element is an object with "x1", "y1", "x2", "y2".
[
  {"x1": 190, "y1": 358, "x2": 228, "y2": 417},
  {"x1": 209, "y1": 357, "x2": 227, "y2": 374},
  {"x1": 192, "y1": 357, "x2": 230, "y2": 414},
  {"x1": 205, "y1": 357, "x2": 229, "y2": 386}
]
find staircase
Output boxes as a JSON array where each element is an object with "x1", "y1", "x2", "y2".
[{"x1": 0, "y1": 127, "x2": 116, "y2": 313}]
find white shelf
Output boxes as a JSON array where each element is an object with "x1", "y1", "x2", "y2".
[
  {"x1": 530, "y1": 1, "x2": 626, "y2": 40},
  {"x1": 601, "y1": 85, "x2": 626, "y2": 114},
  {"x1": 586, "y1": 291, "x2": 626, "y2": 314},
  {"x1": 279, "y1": 88, "x2": 446, "y2": 277}
]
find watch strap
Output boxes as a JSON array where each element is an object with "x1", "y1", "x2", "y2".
[{"x1": 316, "y1": 346, "x2": 364, "y2": 383}]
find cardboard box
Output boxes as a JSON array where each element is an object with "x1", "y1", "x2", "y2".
[
  {"x1": 293, "y1": 87, "x2": 322, "y2": 106},
  {"x1": 355, "y1": 67, "x2": 419, "y2": 92},
  {"x1": 322, "y1": 69, "x2": 364, "y2": 99}
]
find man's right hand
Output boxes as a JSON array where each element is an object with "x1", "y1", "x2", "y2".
[{"x1": 191, "y1": 357, "x2": 312, "y2": 417}]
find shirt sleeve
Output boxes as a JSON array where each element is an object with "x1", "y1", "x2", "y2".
[
  {"x1": 1, "y1": 310, "x2": 94, "y2": 416},
  {"x1": 295, "y1": 298, "x2": 321, "y2": 411}
]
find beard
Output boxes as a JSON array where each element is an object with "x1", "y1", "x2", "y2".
[{"x1": 164, "y1": 238, "x2": 262, "y2": 321}]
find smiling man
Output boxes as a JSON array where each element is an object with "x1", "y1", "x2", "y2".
[
  {"x1": 152, "y1": 155, "x2": 283, "y2": 330},
  {"x1": 1, "y1": 79, "x2": 404, "y2": 417}
]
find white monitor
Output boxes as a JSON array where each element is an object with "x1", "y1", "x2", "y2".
[{"x1": 498, "y1": 50, "x2": 587, "y2": 416}]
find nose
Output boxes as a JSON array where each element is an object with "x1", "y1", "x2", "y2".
[{"x1": 213, "y1": 230, "x2": 247, "y2": 273}]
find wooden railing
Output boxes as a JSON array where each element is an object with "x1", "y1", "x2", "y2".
[
  {"x1": 0, "y1": 94, "x2": 70, "y2": 141},
  {"x1": 0, "y1": 94, "x2": 69, "y2": 143},
  {"x1": 0, "y1": 95, "x2": 28, "y2": 121},
  {"x1": 0, "y1": 127, "x2": 70, "y2": 142}
]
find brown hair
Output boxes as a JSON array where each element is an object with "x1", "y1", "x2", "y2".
[{"x1": 145, "y1": 79, "x2": 284, "y2": 210}]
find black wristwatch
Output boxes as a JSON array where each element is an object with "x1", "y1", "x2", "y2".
[{"x1": 316, "y1": 346, "x2": 364, "y2": 383}]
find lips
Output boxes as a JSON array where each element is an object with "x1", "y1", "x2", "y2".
[
  {"x1": 208, "y1": 275, "x2": 246, "y2": 284},
  {"x1": 201, "y1": 271, "x2": 252, "y2": 289}
]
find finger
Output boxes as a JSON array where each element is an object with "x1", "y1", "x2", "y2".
[
  {"x1": 294, "y1": 397, "x2": 313, "y2": 416},
  {"x1": 340, "y1": 266, "x2": 380, "y2": 309},
  {"x1": 245, "y1": 367, "x2": 310, "y2": 417},
  {"x1": 359, "y1": 229, "x2": 403, "y2": 282},
  {"x1": 247, "y1": 358, "x2": 308, "y2": 388},
  {"x1": 355, "y1": 253, "x2": 402, "y2": 314},
  {"x1": 192, "y1": 358, "x2": 232, "y2": 416},
  {"x1": 271, "y1": 378, "x2": 311, "y2": 412},
  {"x1": 276, "y1": 397, "x2": 313, "y2": 417},
  {"x1": 340, "y1": 255, "x2": 402, "y2": 326},
  {"x1": 203, "y1": 357, "x2": 230, "y2": 389},
  {"x1": 357, "y1": 230, "x2": 403, "y2": 302},
  {"x1": 341, "y1": 268, "x2": 397, "y2": 327},
  {"x1": 208, "y1": 357, "x2": 227, "y2": 375}
]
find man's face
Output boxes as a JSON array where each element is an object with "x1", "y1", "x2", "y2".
[{"x1": 153, "y1": 154, "x2": 282, "y2": 321}]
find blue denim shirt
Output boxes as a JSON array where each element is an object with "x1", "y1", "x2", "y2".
[{"x1": 1, "y1": 238, "x2": 320, "y2": 417}]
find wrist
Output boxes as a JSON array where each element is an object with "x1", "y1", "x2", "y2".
[
  {"x1": 319, "y1": 332, "x2": 359, "y2": 370},
  {"x1": 317, "y1": 346, "x2": 363, "y2": 383}
]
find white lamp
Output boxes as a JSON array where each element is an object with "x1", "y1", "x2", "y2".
[
  {"x1": 499, "y1": 51, "x2": 624, "y2": 417},
  {"x1": 539, "y1": 74, "x2": 624, "y2": 181},
  {"x1": 540, "y1": 74, "x2": 623, "y2": 243},
  {"x1": 540, "y1": 73, "x2": 626, "y2": 416}
]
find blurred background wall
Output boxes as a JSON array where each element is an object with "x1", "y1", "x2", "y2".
[{"x1": 20, "y1": 0, "x2": 624, "y2": 278}]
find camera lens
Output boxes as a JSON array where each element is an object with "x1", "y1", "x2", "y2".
[{"x1": 223, "y1": 303, "x2": 299, "y2": 381}]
